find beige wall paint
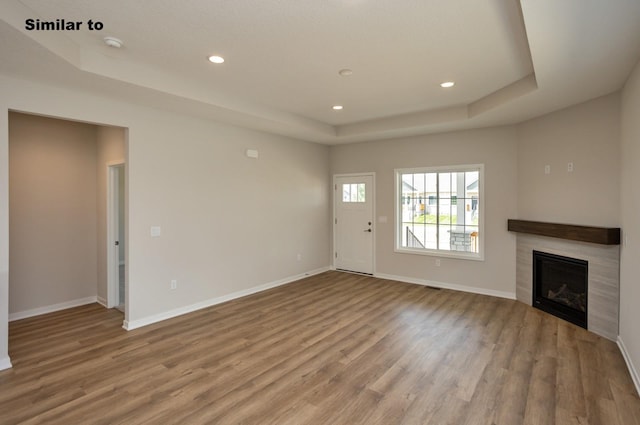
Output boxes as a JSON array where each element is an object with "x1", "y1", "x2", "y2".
[
  {"x1": 0, "y1": 73, "x2": 331, "y2": 361},
  {"x1": 330, "y1": 126, "x2": 518, "y2": 296},
  {"x1": 8, "y1": 112, "x2": 98, "y2": 314},
  {"x1": 125, "y1": 115, "x2": 330, "y2": 321},
  {"x1": 95, "y1": 126, "x2": 125, "y2": 303},
  {"x1": 517, "y1": 93, "x2": 621, "y2": 227},
  {"x1": 620, "y1": 59, "x2": 640, "y2": 386},
  {"x1": 118, "y1": 165, "x2": 125, "y2": 264},
  {"x1": 0, "y1": 108, "x2": 8, "y2": 367}
]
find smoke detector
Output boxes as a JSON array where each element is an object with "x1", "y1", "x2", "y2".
[{"x1": 103, "y1": 37, "x2": 123, "y2": 48}]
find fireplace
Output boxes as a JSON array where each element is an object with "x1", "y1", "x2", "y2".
[
  {"x1": 509, "y1": 220, "x2": 620, "y2": 340},
  {"x1": 533, "y1": 250, "x2": 588, "y2": 328}
]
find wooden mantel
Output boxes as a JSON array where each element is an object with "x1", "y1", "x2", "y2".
[{"x1": 507, "y1": 219, "x2": 620, "y2": 245}]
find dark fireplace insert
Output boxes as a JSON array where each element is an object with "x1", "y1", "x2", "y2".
[{"x1": 533, "y1": 250, "x2": 588, "y2": 328}]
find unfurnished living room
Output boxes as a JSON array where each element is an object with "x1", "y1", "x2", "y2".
[{"x1": 1, "y1": 1, "x2": 640, "y2": 424}]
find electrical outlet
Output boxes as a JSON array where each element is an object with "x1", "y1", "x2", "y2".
[
  {"x1": 544, "y1": 165, "x2": 551, "y2": 174},
  {"x1": 170, "y1": 279, "x2": 177, "y2": 290},
  {"x1": 567, "y1": 162, "x2": 574, "y2": 172},
  {"x1": 297, "y1": 253, "x2": 302, "y2": 261},
  {"x1": 435, "y1": 259, "x2": 441, "y2": 267}
]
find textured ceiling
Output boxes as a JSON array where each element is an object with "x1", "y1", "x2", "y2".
[{"x1": 1, "y1": 0, "x2": 639, "y2": 144}]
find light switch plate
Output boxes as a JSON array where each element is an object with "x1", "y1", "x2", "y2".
[{"x1": 150, "y1": 226, "x2": 161, "y2": 237}]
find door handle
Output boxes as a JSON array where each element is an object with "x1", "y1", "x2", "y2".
[{"x1": 364, "y1": 229, "x2": 372, "y2": 232}]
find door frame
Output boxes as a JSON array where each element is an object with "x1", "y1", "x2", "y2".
[
  {"x1": 107, "y1": 161, "x2": 125, "y2": 309},
  {"x1": 332, "y1": 172, "x2": 376, "y2": 275}
]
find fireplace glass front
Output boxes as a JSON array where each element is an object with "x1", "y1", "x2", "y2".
[{"x1": 533, "y1": 250, "x2": 588, "y2": 328}]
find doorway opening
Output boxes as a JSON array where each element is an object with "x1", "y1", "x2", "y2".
[
  {"x1": 108, "y1": 163, "x2": 126, "y2": 312},
  {"x1": 7, "y1": 111, "x2": 127, "y2": 327}
]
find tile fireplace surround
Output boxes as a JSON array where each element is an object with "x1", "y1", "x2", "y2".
[{"x1": 509, "y1": 220, "x2": 620, "y2": 341}]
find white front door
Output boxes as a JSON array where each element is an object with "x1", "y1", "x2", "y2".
[{"x1": 334, "y1": 174, "x2": 374, "y2": 274}]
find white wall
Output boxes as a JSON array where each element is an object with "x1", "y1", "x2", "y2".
[
  {"x1": 330, "y1": 126, "x2": 518, "y2": 297},
  {"x1": 620, "y1": 59, "x2": 640, "y2": 390},
  {"x1": 0, "y1": 74, "x2": 331, "y2": 367},
  {"x1": 517, "y1": 93, "x2": 621, "y2": 227}
]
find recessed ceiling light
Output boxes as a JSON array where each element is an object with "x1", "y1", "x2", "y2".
[
  {"x1": 338, "y1": 69, "x2": 353, "y2": 77},
  {"x1": 440, "y1": 81, "x2": 455, "y2": 88},
  {"x1": 103, "y1": 37, "x2": 123, "y2": 48},
  {"x1": 208, "y1": 55, "x2": 225, "y2": 64},
  {"x1": 332, "y1": 105, "x2": 343, "y2": 110}
]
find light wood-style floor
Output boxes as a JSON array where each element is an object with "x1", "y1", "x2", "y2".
[{"x1": 1, "y1": 271, "x2": 639, "y2": 424}]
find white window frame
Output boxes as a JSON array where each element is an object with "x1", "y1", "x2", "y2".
[{"x1": 394, "y1": 164, "x2": 484, "y2": 261}]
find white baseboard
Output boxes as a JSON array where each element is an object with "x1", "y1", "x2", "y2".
[
  {"x1": 123, "y1": 267, "x2": 330, "y2": 331},
  {"x1": 0, "y1": 356, "x2": 12, "y2": 371},
  {"x1": 9, "y1": 296, "x2": 98, "y2": 322},
  {"x1": 97, "y1": 296, "x2": 108, "y2": 308},
  {"x1": 374, "y1": 272, "x2": 516, "y2": 300},
  {"x1": 617, "y1": 336, "x2": 640, "y2": 396}
]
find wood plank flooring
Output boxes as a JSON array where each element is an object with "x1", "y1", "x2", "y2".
[{"x1": 1, "y1": 271, "x2": 639, "y2": 424}]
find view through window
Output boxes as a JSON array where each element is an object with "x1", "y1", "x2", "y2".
[{"x1": 396, "y1": 165, "x2": 483, "y2": 259}]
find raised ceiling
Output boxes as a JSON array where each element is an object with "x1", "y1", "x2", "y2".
[{"x1": 1, "y1": 0, "x2": 639, "y2": 144}]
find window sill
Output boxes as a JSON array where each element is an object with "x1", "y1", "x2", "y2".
[{"x1": 394, "y1": 247, "x2": 484, "y2": 261}]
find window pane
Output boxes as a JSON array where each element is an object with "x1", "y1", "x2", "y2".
[
  {"x1": 403, "y1": 223, "x2": 421, "y2": 248},
  {"x1": 424, "y1": 224, "x2": 437, "y2": 249},
  {"x1": 357, "y1": 183, "x2": 366, "y2": 202},
  {"x1": 396, "y1": 165, "x2": 482, "y2": 258},
  {"x1": 343, "y1": 182, "x2": 366, "y2": 203},
  {"x1": 439, "y1": 172, "x2": 451, "y2": 197},
  {"x1": 467, "y1": 225, "x2": 479, "y2": 253},
  {"x1": 424, "y1": 172, "x2": 435, "y2": 192},
  {"x1": 342, "y1": 184, "x2": 350, "y2": 202},
  {"x1": 466, "y1": 172, "x2": 479, "y2": 226},
  {"x1": 440, "y1": 223, "x2": 453, "y2": 250},
  {"x1": 449, "y1": 227, "x2": 475, "y2": 252}
]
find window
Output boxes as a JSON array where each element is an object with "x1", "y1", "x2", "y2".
[
  {"x1": 342, "y1": 183, "x2": 366, "y2": 203},
  {"x1": 395, "y1": 164, "x2": 483, "y2": 260}
]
